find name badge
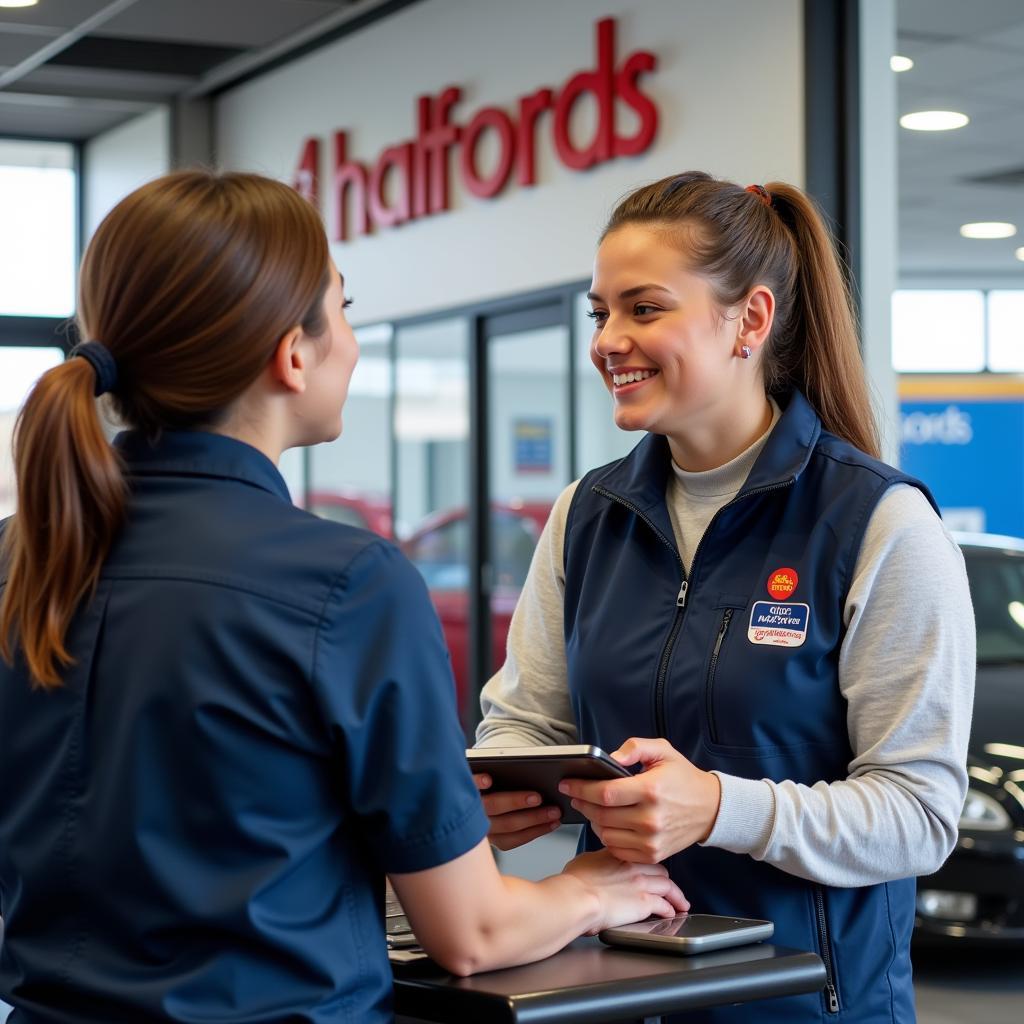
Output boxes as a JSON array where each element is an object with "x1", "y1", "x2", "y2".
[{"x1": 748, "y1": 601, "x2": 810, "y2": 648}]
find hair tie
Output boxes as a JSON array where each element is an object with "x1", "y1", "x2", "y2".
[
  {"x1": 745, "y1": 184, "x2": 772, "y2": 208},
  {"x1": 71, "y1": 340, "x2": 118, "y2": 397}
]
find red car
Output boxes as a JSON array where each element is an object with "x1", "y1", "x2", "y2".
[
  {"x1": 306, "y1": 490, "x2": 393, "y2": 538},
  {"x1": 400, "y1": 502, "x2": 552, "y2": 709}
]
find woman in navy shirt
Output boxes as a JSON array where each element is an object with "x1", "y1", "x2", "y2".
[{"x1": 0, "y1": 170, "x2": 684, "y2": 1024}]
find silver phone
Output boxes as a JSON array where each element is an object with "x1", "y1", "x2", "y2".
[{"x1": 599, "y1": 913, "x2": 774, "y2": 954}]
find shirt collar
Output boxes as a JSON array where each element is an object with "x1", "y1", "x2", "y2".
[
  {"x1": 114, "y1": 430, "x2": 293, "y2": 503},
  {"x1": 592, "y1": 390, "x2": 821, "y2": 515}
]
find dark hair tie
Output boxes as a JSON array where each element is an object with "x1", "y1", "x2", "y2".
[
  {"x1": 71, "y1": 340, "x2": 118, "y2": 397},
  {"x1": 745, "y1": 184, "x2": 772, "y2": 208}
]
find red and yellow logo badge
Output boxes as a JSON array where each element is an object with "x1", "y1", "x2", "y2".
[{"x1": 767, "y1": 567, "x2": 798, "y2": 600}]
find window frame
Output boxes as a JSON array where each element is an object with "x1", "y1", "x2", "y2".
[{"x1": 0, "y1": 134, "x2": 83, "y2": 354}]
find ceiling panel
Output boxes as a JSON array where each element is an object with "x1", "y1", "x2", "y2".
[
  {"x1": 100, "y1": 0, "x2": 351, "y2": 48},
  {"x1": 894, "y1": 0, "x2": 1024, "y2": 281},
  {"x1": 48, "y1": 34, "x2": 243, "y2": 75},
  {"x1": 17, "y1": 64, "x2": 193, "y2": 101},
  {"x1": 974, "y1": 21, "x2": 1024, "y2": 51},
  {"x1": 0, "y1": 32, "x2": 50, "y2": 67},
  {"x1": 895, "y1": 41, "x2": 1024, "y2": 93},
  {"x1": 0, "y1": 91, "x2": 146, "y2": 140},
  {"x1": 0, "y1": 1, "x2": 110, "y2": 33},
  {"x1": 898, "y1": 0, "x2": 1024, "y2": 40}
]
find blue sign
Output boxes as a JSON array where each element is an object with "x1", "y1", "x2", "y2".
[
  {"x1": 513, "y1": 417, "x2": 553, "y2": 474},
  {"x1": 899, "y1": 397, "x2": 1024, "y2": 538}
]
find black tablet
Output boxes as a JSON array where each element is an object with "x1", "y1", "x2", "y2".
[{"x1": 467, "y1": 744, "x2": 631, "y2": 825}]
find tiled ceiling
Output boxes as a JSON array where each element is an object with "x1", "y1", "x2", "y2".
[
  {"x1": 897, "y1": 0, "x2": 1024, "y2": 281},
  {"x1": 0, "y1": 0, "x2": 378, "y2": 139}
]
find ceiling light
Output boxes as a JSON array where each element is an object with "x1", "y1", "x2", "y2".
[
  {"x1": 1016, "y1": 248, "x2": 1024, "y2": 262},
  {"x1": 960, "y1": 222, "x2": 1017, "y2": 239},
  {"x1": 900, "y1": 110, "x2": 969, "y2": 131},
  {"x1": 890, "y1": 55, "x2": 914, "y2": 72},
  {"x1": 0, "y1": 1, "x2": 40, "y2": 8}
]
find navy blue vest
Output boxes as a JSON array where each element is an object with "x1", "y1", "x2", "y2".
[{"x1": 564, "y1": 392, "x2": 935, "y2": 1023}]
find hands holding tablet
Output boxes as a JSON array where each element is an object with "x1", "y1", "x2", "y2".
[
  {"x1": 558, "y1": 738, "x2": 722, "y2": 863},
  {"x1": 474, "y1": 776, "x2": 565, "y2": 850},
  {"x1": 473, "y1": 738, "x2": 722, "y2": 863}
]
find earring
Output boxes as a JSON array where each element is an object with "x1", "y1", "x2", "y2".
[{"x1": 740, "y1": 345, "x2": 751, "y2": 359}]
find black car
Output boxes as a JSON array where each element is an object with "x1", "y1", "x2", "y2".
[{"x1": 914, "y1": 533, "x2": 1024, "y2": 943}]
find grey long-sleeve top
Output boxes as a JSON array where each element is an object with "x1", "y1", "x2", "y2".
[{"x1": 477, "y1": 422, "x2": 975, "y2": 888}]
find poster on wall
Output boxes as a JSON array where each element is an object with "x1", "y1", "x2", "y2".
[
  {"x1": 899, "y1": 377, "x2": 1024, "y2": 538},
  {"x1": 513, "y1": 418, "x2": 553, "y2": 474}
]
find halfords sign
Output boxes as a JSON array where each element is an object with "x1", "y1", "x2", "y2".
[{"x1": 293, "y1": 18, "x2": 658, "y2": 241}]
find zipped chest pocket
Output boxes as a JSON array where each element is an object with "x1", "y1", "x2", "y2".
[{"x1": 704, "y1": 604, "x2": 742, "y2": 746}]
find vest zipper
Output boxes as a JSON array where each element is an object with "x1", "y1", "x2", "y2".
[
  {"x1": 814, "y1": 886, "x2": 840, "y2": 1014},
  {"x1": 705, "y1": 608, "x2": 733, "y2": 745},
  {"x1": 592, "y1": 478, "x2": 794, "y2": 740},
  {"x1": 592, "y1": 486, "x2": 685, "y2": 737}
]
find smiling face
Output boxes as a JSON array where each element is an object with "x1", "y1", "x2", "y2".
[{"x1": 588, "y1": 223, "x2": 750, "y2": 444}]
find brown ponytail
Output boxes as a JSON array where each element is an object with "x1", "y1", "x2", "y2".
[
  {"x1": 1, "y1": 170, "x2": 331, "y2": 688},
  {"x1": 1, "y1": 359, "x2": 126, "y2": 687},
  {"x1": 602, "y1": 171, "x2": 880, "y2": 458},
  {"x1": 766, "y1": 182, "x2": 879, "y2": 458}
]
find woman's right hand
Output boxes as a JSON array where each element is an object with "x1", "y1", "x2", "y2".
[
  {"x1": 562, "y1": 849, "x2": 689, "y2": 934},
  {"x1": 474, "y1": 773, "x2": 562, "y2": 851}
]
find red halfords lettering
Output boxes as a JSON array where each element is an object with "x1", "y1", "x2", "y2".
[{"x1": 292, "y1": 18, "x2": 658, "y2": 240}]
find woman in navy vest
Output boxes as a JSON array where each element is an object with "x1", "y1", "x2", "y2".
[
  {"x1": 0, "y1": 171, "x2": 686, "y2": 1024},
  {"x1": 476, "y1": 172, "x2": 974, "y2": 1022}
]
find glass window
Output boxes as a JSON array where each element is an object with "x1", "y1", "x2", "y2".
[
  {"x1": 891, "y1": 290, "x2": 985, "y2": 373},
  {"x1": 394, "y1": 317, "x2": 470, "y2": 697},
  {"x1": 0, "y1": 141, "x2": 76, "y2": 317},
  {"x1": 486, "y1": 320, "x2": 570, "y2": 702},
  {"x1": 0, "y1": 346, "x2": 65, "y2": 516},
  {"x1": 573, "y1": 289, "x2": 637, "y2": 472},
  {"x1": 307, "y1": 323, "x2": 393, "y2": 534},
  {"x1": 987, "y1": 291, "x2": 1024, "y2": 373}
]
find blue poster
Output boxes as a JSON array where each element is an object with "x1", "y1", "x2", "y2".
[
  {"x1": 513, "y1": 418, "x2": 553, "y2": 474},
  {"x1": 899, "y1": 388, "x2": 1024, "y2": 539}
]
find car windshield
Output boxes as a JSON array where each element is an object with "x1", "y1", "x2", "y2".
[{"x1": 962, "y1": 547, "x2": 1024, "y2": 665}]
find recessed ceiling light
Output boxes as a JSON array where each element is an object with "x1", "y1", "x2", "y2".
[
  {"x1": 0, "y1": 1, "x2": 40, "y2": 8},
  {"x1": 960, "y1": 222, "x2": 1017, "y2": 239},
  {"x1": 900, "y1": 110, "x2": 969, "y2": 131},
  {"x1": 1016, "y1": 247, "x2": 1024, "y2": 262},
  {"x1": 890, "y1": 55, "x2": 914, "y2": 72}
]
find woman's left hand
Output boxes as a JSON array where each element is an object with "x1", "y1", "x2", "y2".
[{"x1": 558, "y1": 738, "x2": 722, "y2": 863}]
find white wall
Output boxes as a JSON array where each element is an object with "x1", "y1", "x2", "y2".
[
  {"x1": 216, "y1": 0, "x2": 804, "y2": 326},
  {"x1": 83, "y1": 106, "x2": 171, "y2": 242}
]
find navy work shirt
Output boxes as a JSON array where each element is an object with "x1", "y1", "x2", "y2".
[{"x1": 0, "y1": 431, "x2": 488, "y2": 1023}]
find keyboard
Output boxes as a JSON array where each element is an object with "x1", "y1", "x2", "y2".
[{"x1": 385, "y1": 879, "x2": 420, "y2": 950}]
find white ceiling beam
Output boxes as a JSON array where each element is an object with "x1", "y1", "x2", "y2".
[{"x1": 0, "y1": 0, "x2": 142, "y2": 91}]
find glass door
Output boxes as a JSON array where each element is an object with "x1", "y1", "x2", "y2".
[{"x1": 467, "y1": 301, "x2": 572, "y2": 725}]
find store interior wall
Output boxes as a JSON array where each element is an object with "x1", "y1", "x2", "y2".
[
  {"x1": 215, "y1": 0, "x2": 805, "y2": 326},
  {"x1": 82, "y1": 106, "x2": 171, "y2": 243}
]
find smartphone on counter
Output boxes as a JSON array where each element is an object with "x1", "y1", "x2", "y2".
[
  {"x1": 467, "y1": 744, "x2": 631, "y2": 825},
  {"x1": 599, "y1": 913, "x2": 774, "y2": 955}
]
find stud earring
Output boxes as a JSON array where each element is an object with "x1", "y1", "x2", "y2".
[{"x1": 740, "y1": 345, "x2": 751, "y2": 359}]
